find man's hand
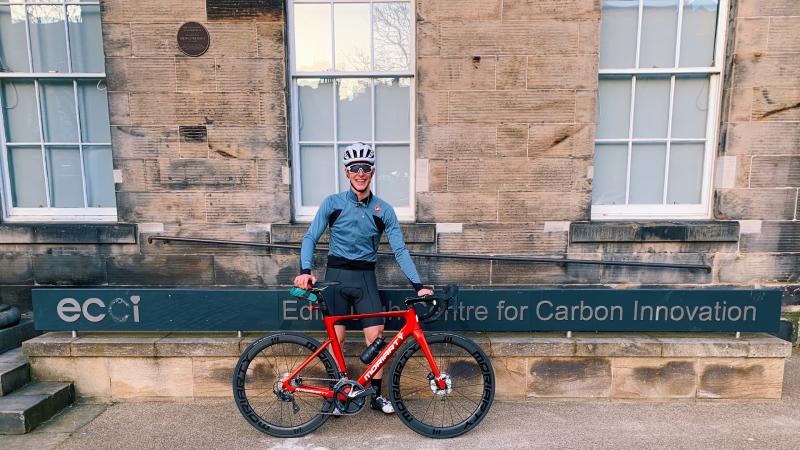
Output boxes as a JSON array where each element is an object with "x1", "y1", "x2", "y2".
[
  {"x1": 417, "y1": 288, "x2": 434, "y2": 297},
  {"x1": 293, "y1": 274, "x2": 316, "y2": 289}
]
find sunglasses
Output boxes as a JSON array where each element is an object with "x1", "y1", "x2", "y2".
[{"x1": 346, "y1": 163, "x2": 374, "y2": 174}]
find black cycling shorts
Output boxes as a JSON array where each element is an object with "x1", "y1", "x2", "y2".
[{"x1": 324, "y1": 267, "x2": 385, "y2": 328}]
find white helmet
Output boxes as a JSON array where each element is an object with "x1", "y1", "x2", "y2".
[{"x1": 342, "y1": 142, "x2": 375, "y2": 165}]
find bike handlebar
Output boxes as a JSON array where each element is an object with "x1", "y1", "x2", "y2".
[{"x1": 405, "y1": 284, "x2": 458, "y2": 324}]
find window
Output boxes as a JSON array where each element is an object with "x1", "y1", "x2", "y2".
[
  {"x1": 289, "y1": 0, "x2": 414, "y2": 221},
  {"x1": 0, "y1": 0, "x2": 115, "y2": 222},
  {"x1": 592, "y1": 0, "x2": 728, "y2": 220}
]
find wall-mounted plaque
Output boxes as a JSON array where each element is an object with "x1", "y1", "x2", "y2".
[{"x1": 177, "y1": 22, "x2": 210, "y2": 57}]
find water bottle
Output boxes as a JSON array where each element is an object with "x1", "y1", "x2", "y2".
[{"x1": 359, "y1": 337, "x2": 387, "y2": 364}]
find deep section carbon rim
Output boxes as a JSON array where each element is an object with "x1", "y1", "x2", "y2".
[
  {"x1": 389, "y1": 333, "x2": 495, "y2": 438},
  {"x1": 232, "y1": 333, "x2": 337, "y2": 437}
]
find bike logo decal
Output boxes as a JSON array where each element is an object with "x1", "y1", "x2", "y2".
[{"x1": 374, "y1": 205, "x2": 381, "y2": 212}]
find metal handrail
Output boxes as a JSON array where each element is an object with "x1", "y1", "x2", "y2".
[{"x1": 147, "y1": 235, "x2": 712, "y2": 272}]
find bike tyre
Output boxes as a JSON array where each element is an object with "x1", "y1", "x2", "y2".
[
  {"x1": 232, "y1": 332, "x2": 338, "y2": 437},
  {"x1": 388, "y1": 333, "x2": 495, "y2": 438}
]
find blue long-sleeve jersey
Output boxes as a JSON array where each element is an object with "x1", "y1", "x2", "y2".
[{"x1": 300, "y1": 190, "x2": 422, "y2": 290}]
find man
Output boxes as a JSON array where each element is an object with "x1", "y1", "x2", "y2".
[{"x1": 293, "y1": 142, "x2": 433, "y2": 415}]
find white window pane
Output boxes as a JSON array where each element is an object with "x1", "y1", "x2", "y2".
[
  {"x1": 294, "y1": 3, "x2": 332, "y2": 72},
  {"x1": 336, "y1": 78, "x2": 371, "y2": 141},
  {"x1": 47, "y1": 146, "x2": 84, "y2": 207},
  {"x1": 373, "y1": 2, "x2": 411, "y2": 72},
  {"x1": 298, "y1": 79, "x2": 333, "y2": 141},
  {"x1": 0, "y1": 6, "x2": 29, "y2": 72},
  {"x1": 671, "y1": 77, "x2": 709, "y2": 139},
  {"x1": 633, "y1": 77, "x2": 670, "y2": 138},
  {"x1": 592, "y1": 143, "x2": 627, "y2": 205},
  {"x1": 337, "y1": 144, "x2": 352, "y2": 192},
  {"x1": 2, "y1": 81, "x2": 41, "y2": 142},
  {"x1": 596, "y1": 77, "x2": 632, "y2": 139},
  {"x1": 300, "y1": 145, "x2": 335, "y2": 207},
  {"x1": 629, "y1": 143, "x2": 666, "y2": 204},
  {"x1": 375, "y1": 77, "x2": 410, "y2": 141},
  {"x1": 8, "y1": 146, "x2": 46, "y2": 207},
  {"x1": 40, "y1": 80, "x2": 78, "y2": 142},
  {"x1": 667, "y1": 143, "x2": 704, "y2": 204},
  {"x1": 68, "y1": 5, "x2": 105, "y2": 73},
  {"x1": 679, "y1": 0, "x2": 718, "y2": 67},
  {"x1": 77, "y1": 80, "x2": 111, "y2": 143},
  {"x1": 599, "y1": 0, "x2": 638, "y2": 69},
  {"x1": 83, "y1": 145, "x2": 116, "y2": 207},
  {"x1": 376, "y1": 144, "x2": 409, "y2": 207},
  {"x1": 639, "y1": 0, "x2": 678, "y2": 68},
  {"x1": 334, "y1": 3, "x2": 370, "y2": 72},
  {"x1": 28, "y1": 4, "x2": 69, "y2": 73}
]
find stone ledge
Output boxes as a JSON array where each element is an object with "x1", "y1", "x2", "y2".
[
  {"x1": 570, "y1": 221, "x2": 740, "y2": 243},
  {"x1": 0, "y1": 223, "x2": 137, "y2": 244},
  {"x1": 23, "y1": 332, "x2": 791, "y2": 358}
]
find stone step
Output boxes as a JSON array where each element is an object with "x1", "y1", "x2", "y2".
[
  {"x1": 0, "y1": 348, "x2": 30, "y2": 396},
  {"x1": 0, "y1": 319, "x2": 39, "y2": 354},
  {"x1": 0, "y1": 382, "x2": 74, "y2": 434}
]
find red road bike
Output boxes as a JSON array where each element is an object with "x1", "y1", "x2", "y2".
[{"x1": 232, "y1": 283, "x2": 495, "y2": 438}]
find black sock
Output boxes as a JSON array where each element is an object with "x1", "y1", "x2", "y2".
[{"x1": 371, "y1": 378, "x2": 382, "y2": 397}]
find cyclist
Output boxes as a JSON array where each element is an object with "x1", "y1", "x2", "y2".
[{"x1": 293, "y1": 142, "x2": 433, "y2": 415}]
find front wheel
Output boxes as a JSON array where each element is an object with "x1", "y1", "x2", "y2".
[
  {"x1": 389, "y1": 333, "x2": 495, "y2": 438},
  {"x1": 232, "y1": 332, "x2": 338, "y2": 437}
]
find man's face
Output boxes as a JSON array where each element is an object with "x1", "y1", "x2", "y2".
[{"x1": 344, "y1": 163, "x2": 375, "y2": 193}]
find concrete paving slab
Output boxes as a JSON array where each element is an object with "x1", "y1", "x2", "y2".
[
  {"x1": 0, "y1": 431, "x2": 70, "y2": 449},
  {"x1": 34, "y1": 403, "x2": 108, "y2": 434}
]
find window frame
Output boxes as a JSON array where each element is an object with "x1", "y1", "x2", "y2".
[
  {"x1": 287, "y1": 0, "x2": 416, "y2": 222},
  {"x1": 0, "y1": 0, "x2": 115, "y2": 223},
  {"x1": 591, "y1": 0, "x2": 730, "y2": 221}
]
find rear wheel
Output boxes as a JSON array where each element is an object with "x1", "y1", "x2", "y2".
[
  {"x1": 232, "y1": 333, "x2": 338, "y2": 437},
  {"x1": 389, "y1": 333, "x2": 494, "y2": 438}
]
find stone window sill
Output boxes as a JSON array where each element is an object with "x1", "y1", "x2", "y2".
[
  {"x1": 0, "y1": 223, "x2": 138, "y2": 244},
  {"x1": 570, "y1": 221, "x2": 740, "y2": 243}
]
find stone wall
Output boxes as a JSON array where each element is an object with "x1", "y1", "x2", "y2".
[{"x1": 0, "y1": 0, "x2": 798, "y2": 312}]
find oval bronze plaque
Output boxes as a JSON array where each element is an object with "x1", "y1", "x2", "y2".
[{"x1": 177, "y1": 22, "x2": 210, "y2": 57}]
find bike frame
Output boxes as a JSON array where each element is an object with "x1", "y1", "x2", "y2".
[{"x1": 281, "y1": 306, "x2": 447, "y2": 397}]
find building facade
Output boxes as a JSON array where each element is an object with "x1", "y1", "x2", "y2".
[{"x1": 0, "y1": 0, "x2": 798, "y2": 314}]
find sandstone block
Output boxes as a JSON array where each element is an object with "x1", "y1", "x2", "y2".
[
  {"x1": 111, "y1": 126, "x2": 179, "y2": 159},
  {"x1": 490, "y1": 336, "x2": 575, "y2": 357},
  {"x1": 108, "y1": 92, "x2": 130, "y2": 126},
  {"x1": 256, "y1": 22, "x2": 285, "y2": 58},
  {"x1": 717, "y1": 253, "x2": 800, "y2": 283},
  {"x1": 155, "y1": 337, "x2": 241, "y2": 357},
  {"x1": 527, "y1": 55, "x2": 598, "y2": 89},
  {"x1": 438, "y1": 223, "x2": 569, "y2": 255},
  {"x1": 156, "y1": 158, "x2": 258, "y2": 190},
  {"x1": 22, "y1": 334, "x2": 75, "y2": 358},
  {"x1": 749, "y1": 156, "x2": 800, "y2": 188},
  {"x1": 725, "y1": 122, "x2": 800, "y2": 156},
  {"x1": 418, "y1": 0, "x2": 502, "y2": 22},
  {"x1": 123, "y1": 58, "x2": 177, "y2": 92},
  {"x1": 502, "y1": 0, "x2": 600, "y2": 20},
  {"x1": 440, "y1": 20, "x2": 579, "y2": 56},
  {"x1": 193, "y1": 357, "x2": 238, "y2": 397},
  {"x1": 575, "y1": 337, "x2": 661, "y2": 357},
  {"x1": 29, "y1": 357, "x2": 111, "y2": 398},
  {"x1": 131, "y1": 24, "x2": 181, "y2": 57},
  {"x1": 496, "y1": 56, "x2": 527, "y2": 90},
  {"x1": 101, "y1": 23, "x2": 131, "y2": 57},
  {"x1": 767, "y1": 17, "x2": 800, "y2": 52},
  {"x1": 727, "y1": 87, "x2": 753, "y2": 123},
  {"x1": 32, "y1": 255, "x2": 106, "y2": 285},
  {"x1": 71, "y1": 336, "x2": 162, "y2": 357},
  {"x1": 417, "y1": 56, "x2": 496, "y2": 91},
  {"x1": 738, "y1": 0, "x2": 800, "y2": 17},
  {"x1": 752, "y1": 87, "x2": 800, "y2": 121},
  {"x1": 659, "y1": 338, "x2": 748, "y2": 358},
  {"x1": 739, "y1": 221, "x2": 800, "y2": 253},
  {"x1": 116, "y1": 192, "x2": 206, "y2": 223},
  {"x1": 107, "y1": 255, "x2": 215, "y2": 285},
  {"x1": 493, "y1": 357, "x2": 527, "y2": 400},
  {"x1": 416, "y1": 193, "x2": 497, "y2": 222},
  {"x1": 416, "y1": 22, "x2": 440, "y2": 57},
  {"x1": 109, "y1": 357, "x2": 193, "y2": 399},
  {"x1": 205, "y1": 192, "x2": 290, "y2": 223},
  {"x1": 208, "y1": 126, "x2": 287, "y2": 159},
  {"x1": 575, "y1": 89, "x2": 597, "y2": 124},
  {"x1": 449, "y1": 90, "x2": 575, "y2": 124},
  {"x1": 746, "y1": 336, "x2": 793, "y2": 357},
  {"x1": 714, "y1": 188, "x2": 797, "y2": 220},
  {"x1": 417, "y1": 125, "x2": 496, "y2": 159},
  {"x1": 529, "y1": 124, "x2": 593, "y2": 158},
  {"x1": 417, "y1": 91, "x2": 449, "y2": 125},
  {"x1": 697, "y1": 358, "x2": 784, "y2": 399},
  {"x1": 260, "y1": 91, "x2": 287, "y2": 125},
  {"x1": 427, "y1": 159, "x2": 447, "y2": 192},
  {"x1": 528, "y1": 357, "x2": 611, "y2": 397},
  {"x1": 578, "y1": 19, "x2": 600, "y2": 54},
  {"x1": 611, "y1": 358, "x2": 696, "y2": 399},
  {"x1": 213, "y1": 255, "x2": 290, "y2": 285},
  {"x1": 0, "y1": 254, "x2": 31, "y2": 284},
  {"x1": 497, "y1": 124, "x2": 528, "y2": 157},
  {"x1": 176, "y1": 58, "x2": 217, "y2": 92},
  {"x1": 203, "y1": 23, "x2": 258, "y2": 58},
  {"x1": 734, "y1": 18, "x2": 768, "y2": 53},
  {"x1": 498, "y1": 192, "x2": 590, "y2": 222},
  {"x1": 216, "y1": 58, "x2": 284, "y2": 92}
]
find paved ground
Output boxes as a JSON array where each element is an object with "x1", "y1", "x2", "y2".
[{"x1": 3, "y1": 348, "x2": 799, "y2": 450}]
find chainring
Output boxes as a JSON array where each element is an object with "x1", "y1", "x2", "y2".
[{"x1": 333, "y1": 380, "x2": 367, "y2": 414}]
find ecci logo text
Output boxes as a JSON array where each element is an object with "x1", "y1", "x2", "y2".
[{"x1": 56, "y1": 296, "x2": 142, "y2": 323}]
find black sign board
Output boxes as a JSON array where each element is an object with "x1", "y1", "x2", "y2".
[
  {"x1": 177, "y1": 22, "x2": 210, "y2": 57},
  {"x1": 32, "y1": 288, "x2": 781, "y2": 333}
]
